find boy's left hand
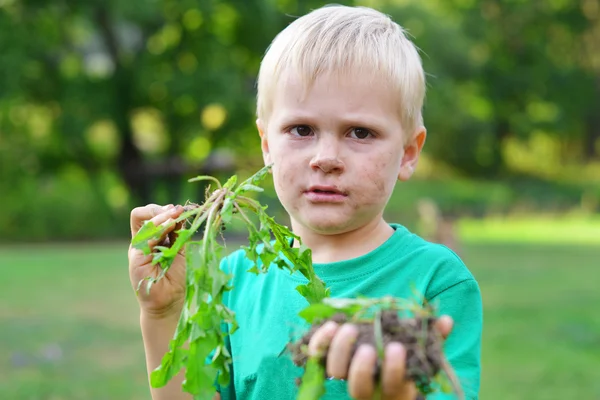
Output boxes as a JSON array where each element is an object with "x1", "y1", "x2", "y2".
[{"x1": 308, "y1": 316, "x2": 454, "y2": 400}]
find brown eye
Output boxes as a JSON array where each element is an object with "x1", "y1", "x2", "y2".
[
  {"x1": 290, "y1": 125, "x2": 312, "y2": 137},
  {"x1": 351, "y1": 128, "x2": 371, "y2": 139}
]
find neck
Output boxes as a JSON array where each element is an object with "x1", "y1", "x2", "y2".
[{"x1": 292, "y1": 218, "x2": 394, "y2": 264}]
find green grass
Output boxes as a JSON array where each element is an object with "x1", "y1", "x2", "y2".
[
  {"x1": 0, "y1": 243, "x2": 149, "y2": 399},
  {"x1": 1, "y1": 238, "x2": 599, "y2": 399},
  {"x1": 461, "y1": 242, "x2": 600, "y2": 399},
  {"x1": 459, "y1": 215, "x2": 600, "y2": 245}
]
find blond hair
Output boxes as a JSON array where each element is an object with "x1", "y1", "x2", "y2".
[{"x1": 256, "y1": 4, "x2": 426, "y2": 133}]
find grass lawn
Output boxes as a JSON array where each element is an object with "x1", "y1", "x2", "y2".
[{"x1": 1, "y1": 237, "x2": 599, "y2": 399}]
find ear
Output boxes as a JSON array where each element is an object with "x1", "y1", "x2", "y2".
[
  {"x1": 256, "y1": 119, "x2": 272, "y2": 166},
  {"x1": 398, "y1": 126, "x2": 427, "y2": 182}
]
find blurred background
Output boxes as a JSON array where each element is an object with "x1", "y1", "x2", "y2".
[{"x1": 0, "y1": 0, "x2": 598, "y2": 399}]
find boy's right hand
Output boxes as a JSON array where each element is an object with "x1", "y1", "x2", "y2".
[{"x1": 129, "y1": 204, "x2": 186, "y2": 320}]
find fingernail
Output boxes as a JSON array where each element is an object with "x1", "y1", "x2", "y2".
[
  {"x1": 321, "y1": 320, "x2": 339, "y2": 332},
  {"x1": 339, "y1": 323, "x2": 358, "y2": 335},
  {"x1": 356, "y1": 344, "x2": 376, "y2": 358},
  {"x1": 170, "y1": 206, "x2": 180, "y2": 215},
  {"x1": 386, "y1": 342, "x2": 405, "y2": 357}
]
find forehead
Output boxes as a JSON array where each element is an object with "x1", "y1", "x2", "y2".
[{"x1": 271, "y1": 70, "x2": 403, "y2": 127}]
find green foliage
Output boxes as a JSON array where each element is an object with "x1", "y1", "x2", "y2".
[
  {"x1": 298, "y1": 296, "x2": 433, "y2": 324},
  {"x1": 1, "y1": 0, "x2": 599, "y2": 241},
  {"x1": 297, "y1": 356, "x2": 326, "y2": 400},
  {"x1": 131, "y1": 165, "x2": 329, "y2": 397}
]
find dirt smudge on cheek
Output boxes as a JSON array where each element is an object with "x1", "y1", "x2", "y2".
[
  {"x1": 369, "y1": 156, "x2": 390, "y2": 196},
  {"x1": 273, "y1": 155, "x2": 302, "y2": 212}
]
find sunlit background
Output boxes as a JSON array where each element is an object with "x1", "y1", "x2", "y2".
[{"x1": 1, "y1": 0, "x2": 599, "y2": 399}]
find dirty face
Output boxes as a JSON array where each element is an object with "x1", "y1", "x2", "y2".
[{"x1": 258, "y1": 72, "x2": 424, "y2": 235}]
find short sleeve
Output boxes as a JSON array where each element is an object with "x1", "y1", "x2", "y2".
[{"x1": 427, "y1": 279, "x2": 483, "y2": 400}]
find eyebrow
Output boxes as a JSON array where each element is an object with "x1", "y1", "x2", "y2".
[{"x1": 276, "y1": 112, "x2": 390, "y2": 132}]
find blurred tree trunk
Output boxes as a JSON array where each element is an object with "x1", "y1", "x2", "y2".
[
  {"x1": 493, "y1": 119, "x2": 510, "y2": 175},
  {"x1": 584, "y1": 114, "x2": 600, "y2": 160},
  {"x1": 584, "y1": 82, "x2": 600, "y2": 160},
  {"x1": 96, "y1": 6, "x2": 150, "y2": 204}
]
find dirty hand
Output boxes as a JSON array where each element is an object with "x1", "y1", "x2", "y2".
[
  {"x1": 128, "y1": 203, "x2": 186, "y2": 319},
  {"x1": 308, "y1": 316, "x2": 454, "y2": 400}
]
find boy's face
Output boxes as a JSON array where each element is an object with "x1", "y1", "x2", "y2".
[{"x1": 257, "y1": 72, "x2": 426, "y2": 235}]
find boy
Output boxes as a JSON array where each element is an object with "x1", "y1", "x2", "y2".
[{"x1": 129, "y1": 4, "x2": 482, "y2": 400}]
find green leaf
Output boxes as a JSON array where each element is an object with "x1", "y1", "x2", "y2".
[
  {"x1": 186, "y1": 365, "x2": 220, "y2": 399},
  {"x1": 322, "y1": 297, "x2": 372, "y2": 309},
  {"x1": 135, "y1": 277, "x2": 151, "y2": 296},
  {"x1": 275, "y1": 258, "x2": 292, "y2": 272},
  {"x1": 167, "y1": 228, "x2": 194, "y2": 257},
  {"x1": 211, "y1": 269, "x2": 231, "y2": 299},
  {"x1": 298, "y1": 303, "x2": 339, "y2": 323},
  {"x1": 238, "y1": 183, "x2": 264, "y2": 193},
  {"x1": 131, "y1": 221, "x2": 162, "y2": 254},
  {"x1": 243, "y1": 164, "x2": 271, "y2": 186},
  {"x1": 183, "y1": 336, "x2": 220, "y2": 397},
  {"x1": 258, "y1": 248, "x2": 277, "y2": 272},
  {"x1": 297, "y1": 356, "x2": 326, "y2": 400},
  {"x1": 296, "y1": 280, "x2": 330, "y2": 305},
  {"x1": 190, "y1": 320, "x2": 207, "y2": 342},
  {"x1": 174, "y1": 308, "x2": 190, "y2": 340},
  {"x1": 145, "y1": 278, "x2": 155, "y2": 296},
  {"x1": 188, "y1": 175, "x2": 222, "y2": 188},
  {"x1": 298, "y1": 244, "x2": 312, "y2": 258},
  {"x1": 196, "y1": 332, "x2": 219, "y2": 360},
  {"x1": 242, "y1": 245, "x2": 258, "y2": 263},
  {"x1": 259, "y1": 226, "x2": 273, "y2": 244},
  {"x1": 434, "y1": 373, "x2": 454, "y2": 394},
  {"x1": 221, "y1": 197, "x2": 234, "y2": 223},
  {"x1": 223, "y1": 175, "x2": 238, "y2": 189},
  {"x1": 150, "y1": 345, "x2": 188, "y2": 388},
  {"x1": 247, "y1": 265, "x2": 260, "y2": 274},
  {"x1": 210, "y1": 344, "x2": 232, "y2": 386},
  {"x1": 182, "y1": 340, "x2": 202, "y2": 394}
]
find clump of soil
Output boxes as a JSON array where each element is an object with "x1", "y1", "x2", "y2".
[{"x1": 290, "y1": 311, "x2": 458, "y2": 397}]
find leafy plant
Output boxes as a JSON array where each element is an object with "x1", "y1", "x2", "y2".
[{"x1": 131, "y1": 165, "x2": 462, "y2": 399}]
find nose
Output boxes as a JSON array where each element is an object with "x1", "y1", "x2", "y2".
[{"x1": 309, "y1": 136, "x2": 345, "y2": 174}]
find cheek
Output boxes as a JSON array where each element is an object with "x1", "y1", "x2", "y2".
[
  {"x1": 279, "y1": 162, "x2": 295, "y2": 186},
  {"x1": 271, "y1": 153, "x2": 299, "y2": 201},
  {"x1": 365, "y1": 152, "x2": 397, "y2": 195}
]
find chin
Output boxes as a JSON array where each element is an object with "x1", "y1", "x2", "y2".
[{"x1": 298, "y1": 213, "x2": 357, "y2": 235}]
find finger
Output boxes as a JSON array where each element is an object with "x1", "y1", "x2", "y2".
[
  {"x1": 147, "y1": 206, "x2": 184, "y2": 248},
  {"x1": 381, "y1": 342, "x2": 417, "y2": 399},
  {"x1": 174, "y1": 220, "x2": 186, "y2": 250},
  {"x1": 347, "y1": 344, "x2": 377, "y2": 400},
  {"x1": 326, "y1": 323, "x2": 359, "y2": 380},
  {"x1": 435, "y1": 315, "x2": 454, "y2": 340},
  {"x1": 169, "y1": 221, "x2": 183, "y2": 245},
  {"x1": 130, "y1": 204, "x2": 172, "y2": 237},
  {"x1": 166, "y1": 222, "x2": 181, "y2": 248},
  {"x1": 308, "y1": 321, "x2": 339, "y2": 358},
  {"x1": 162, "y1": 211, "x2": 186, "y2": 248}
]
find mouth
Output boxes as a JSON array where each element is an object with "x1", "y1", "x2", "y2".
[
  {"x1": 306, "y1": 186, "x2": 347, "y2": 195},
  {"x1": 304, "y1": 186, "x2": 348, "y2": 203}
]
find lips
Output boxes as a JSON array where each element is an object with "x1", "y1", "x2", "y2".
[
  {"x1": 304, "y1": 185, "x2": 347, "y2": 203},
  {"x1": 307, "y1": 185, "x2": 346, "y2": 195}
]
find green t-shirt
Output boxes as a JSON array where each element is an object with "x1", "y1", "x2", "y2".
[{"x1": 217, "y1": 223, "x2": 482, "y2": 399}]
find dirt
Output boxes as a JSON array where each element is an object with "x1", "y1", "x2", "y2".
[{"x1": 289, "y1": 311, "x2": 455, "y2": 396}]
